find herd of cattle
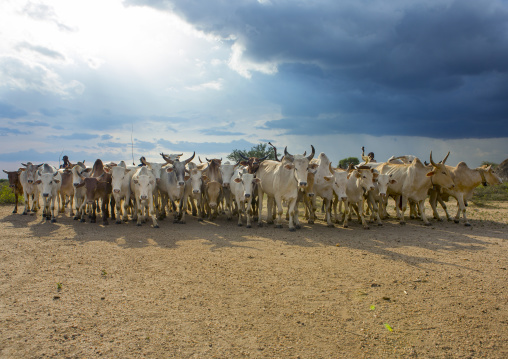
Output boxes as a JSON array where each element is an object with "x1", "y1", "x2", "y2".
[{"x1": 2, "y1": 146, "x2": 503, "y2": 230}]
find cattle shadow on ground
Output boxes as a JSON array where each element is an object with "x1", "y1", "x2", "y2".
[{"x1": 2, "y1": 206, "x2": 506, "y2": 272}]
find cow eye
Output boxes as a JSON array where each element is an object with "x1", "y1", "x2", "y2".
[
  {"x1": 49, "y1": 181, "x2": 53, "y2": 184},
  {"x1": 363, "y1": 176, "x2": 366, "y2": 178},
  {"x1": 442, "y1": 171, "x2": 446, "y2": 175}
]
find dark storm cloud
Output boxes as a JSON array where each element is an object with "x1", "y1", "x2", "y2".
[{"x1": 125, "y1": 0, "x2": 508, "y2": 139}]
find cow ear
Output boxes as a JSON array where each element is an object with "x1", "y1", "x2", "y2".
[
  {"x1": 324, "y1": 175, "x2": 333, "y2": 182},
  {"x1": 426, "y1": 171, "x2": 435, "y2": 177},
  {"x1": 202, "y1": 175, "x2": 209, "y2": 181},
  {"x1": 240, "y1": 161, "x2": 248, "y2": 166},
  {"x1": 76, "y1": 182, "x2": 85, "y2": 188},
  {"x1": 35, "y1": 179, "x2": 42, "y2": 184},
  {"x1": 54, "y1": 179, "x2": 60, "y2": 183},
  {"x1": 103, "y1": 167, "x2": 110, "y2": 173},
  {"x1": 373, "y1": 172, "x2": 379, "y2": 178},
  {"x1": 133, "y1": 179, "x2": 139, "y2": 184},
  {"x1": 284, "y1": 164, "x2": 294, "y2": 170},
  {"x1": 389, "y1": 179, "x2": 397, "y2": 184},
  {"x1": 19, "y1": 168, "x2": 26, "y2": 172},
  {"x1": 166, "y1": 167, "x2": 174, "y2": 173},
  {"x1": 184, "y1": 175, "x2": 190, "y2": 181},
  {"x1": 253, "y1": 178, "x2": 261, "y2": 183},
  {"x1": 84, "y1": 168, "x2": 93, "y2": 173},
  {"x1": 234, "y1": 177, "x2": 242, "y2": 183},
  {"x1": 355, "y1": 171, "x2": 361, "y2": 178}
]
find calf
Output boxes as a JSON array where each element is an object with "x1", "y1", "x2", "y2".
[
  {"x1": 230, "y1": 168, "x2": 260, "y2": 227},
  {"x1": 2, "y1": 170, "x2": 23, "y2": 213},
  {"x1": 342, "y1": 166, "x2": 376, "y2": 229},
  {"x1": 58, "y1": 168, "x2": 75, "y2": 215},
  {"x1": 104, "y1": 162, "x2": 135, "y2": 224},
  {"x1": 365, "y1": 173, "x2": 397, "y2": 225},
  {"x1": 71, "y1": 163, "x2": 92, "y2": 220}
]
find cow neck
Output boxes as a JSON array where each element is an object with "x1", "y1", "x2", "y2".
[{"x1": 476, "y1": 168, "x2": 488, "y2": 186}]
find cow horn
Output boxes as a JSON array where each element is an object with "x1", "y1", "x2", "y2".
[
  {"x1": 430, "y1": 151, "x2": 437, "y2": 167},
  {"x1": 259, "y1": 154, "x2": 270, "y2": 161},
  {"x1": 328, "y1": 162, "x2": 335, "y2": 173},
  {"x1": 205, "y1": 157, "x2": 211, "y2": 162},
  {"x1": 307, "y1": 145, "x2": 315, "y2": 161},
  {"x1": 442, "y1": 151, "x2": 450, "y2": 165},
  {"x1": 347, "y1": 163, "x2": 355, "y2": 172},
  {"x1": 160, "y1": 152, "x2": 173, "y2": 164},
  {"x1": 239, "y1": 152, "x2": 249, "y2": 161},
  {"x1": 184, "y1": 152, "x2": 196, "y2": 164},
  {"x1": 284, "y1": 147, "x2": 294, "y2": 161}
]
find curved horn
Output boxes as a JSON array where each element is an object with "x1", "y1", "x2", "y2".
[
  {"x1": 184, "y1": 151, "x2": 196, "y2": 164},
  {"x1": 430, "y1": 151, "x2": 437, "y2": 167},
  {"x1": 362, "y1": 146, "x2": 365, "y2": 156},
  {"x1": 442, "y1": 151, "x2": 450, "y2": 165},
  {"x1": 198, "y1": 156, "x2": 203, "y2": 163},
  {"x1": 140, "y1": 156, "x2": 148, "y2": 166},
  {"x1": 307, "y1": 145, "x2": 315, "y2": 161},
  {"x1": 160, "y1": 152, "x2": 172, "y2": 164},
  {"x1": 347, "y1": 163, "x2": 355, "y2": 172},
  {"x1": 259, "y1": 154, "x2": 270, "y2": 161},
  {"x1": 239, "y1": 152, "x2": 249, "y2": 161},
  {"x1": 303, "y1": 151, "x2": 307, "y2": 156},
  {"x1": 328, "y1": 162, "x2": 335, "y2": 174},
  {"x1": 205, "y1": 157, "x2": 211, "y2": 162},
  {"x1": 284, "y1": 147, "x2": 294, "y2": 161}
]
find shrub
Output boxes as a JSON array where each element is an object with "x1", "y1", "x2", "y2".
[{"x1": 0, "y1": 179, "x2": 23, "y2": 205}]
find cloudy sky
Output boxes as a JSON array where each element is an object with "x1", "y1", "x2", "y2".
[{"x1": 1, "y1": 0, "x2": 508, "y2": 177}]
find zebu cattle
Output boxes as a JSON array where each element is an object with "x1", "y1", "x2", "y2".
[
  {"x1": 220, "y1": 161, "x2": 238, "y2": 220},
  {"x1": 131, "y1": 166, "x2": 159, "y2": 228},
  {"x1": 307, "y1": 153, "x2": 337, "y2": 226},
  {"x1": 239, "y1": 153, "x2": 271, "y2": 220},
  {"x1": 377, "y1": 152, "x2": 455, "y2": 225},
  {"x1": 140, "y1": 157, "x2": 167, "y2": 218},
  {"x1": 188, "y1": 167, "x2": 206, "y2": 220},
  {"x1": 104, "y1": 161, "x2": 135, "y2": 224},
  {"x1": 76, "y1": 159, "x2": 113, "y2": 225},
  {"x1": 19, "y1": 162, "x2": 42, "y2": 214},
  {"x1": 256, "y1": 146, "x2": 315, "y2": 231},
  {"x1": 230, "y1": 167, "x2": 260, "y2": 227},
  {"x1": 365, "y1": 173, "x2": 397, "y2": 225},
  {"x1": 160, "y1": 152, "x2": 195, "y2": 223},
  {"x1": 3, "y1": 170, "x2": 23, "y2": 213},
  {"x1": 35, "y1": 164, "x2": 62, "y2": 222},
  {"x1": 325, "y1": 165, "x2": 349, "y2": 224},
  {"x1": 201, "y1": 158, "x2": 223, "y2": 220},
  {"x1": 429, "y1": 163, "x2": 502, "y2": 226},
  {"x1": 342, "y1": 166, "x2": 377, "y2": 229},
  {"x1": 388, "y1": 155, "x2": 418, "y2": 164},
  {"x1": 58, "y1": 168, "x2": 74, "y2": 215},
  {"x1": 70, "y1": 163, "x2": 91, "y2": 220}
]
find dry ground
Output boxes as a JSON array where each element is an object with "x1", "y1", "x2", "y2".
[{"x1": 0, "y1": 200, "x2": 507, "y2": 358}]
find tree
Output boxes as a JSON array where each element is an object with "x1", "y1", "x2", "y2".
[
  {"x1": 227, "y1": 143, "x2": 276, "y2": 162},
  {"x1": 338, "y1": 157, "x2": 359, "y2": 169}
]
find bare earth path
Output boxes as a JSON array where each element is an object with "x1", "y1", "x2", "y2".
[{"x1": 0, "y1": 202, "x2": 507, "y2": 358}]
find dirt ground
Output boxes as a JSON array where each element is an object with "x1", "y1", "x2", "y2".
[{"x1": 0, "y1": 199, "x2": 507, "y2": 359}]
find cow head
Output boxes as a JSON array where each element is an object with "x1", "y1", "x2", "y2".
[
  {"x1": 239, "y1": 153, "x2": 270, "y2": 174},
  {"x1": 220, "y1": 162, "x2": 237, "y2": 188},
  {"x1": 3, "y1": 170, "x2": 20, "y2": 189},
  {"x1": 205, "y1": 180, "x2": 222, "y2": 208},
  {"x1": 189, "y1": 169, "x2": 204, "y2": 196},
  {"x1": 77, "y1": 173, "x2": 107, "y2": 203},
  {"x1": 72, "y1": 164, "x2": 91, "y2": 187},
  {"x1": 427, "y1": 151, "x2": 455, "y2": 190},
  {"x1": 324, "y1": 163, "x2": 348, "y2": 201},
  {"x1": 375, "y1": 173, "x2": 397, "y2": 199},
  {"x1": 107, "y1": 166, "x2": 131, "y2": 194},
  {"x1": 35, "y1": 166, "x2": 61, "y2": 198},
  {"x1": 233, "y1": 172, "x2": 260, "y2": 199},
  {"x1": 164, "y1": 154, "x2": 194, "y2": 187},
  {"x1": 478, "y1": 165, "x2": 502, "y2": 186},
  {"x1": 20, "y1": 162, "x2": 43, "y2": 184},
  {"x1": 133, "y1": 168, "x2": 155, "y2": 201},
  {"x1": 353, "y1": 166, "x2": 376, "y2": 193},
  {"x1": 283, "y1": 145, "x2": 316, "y2": 190}
]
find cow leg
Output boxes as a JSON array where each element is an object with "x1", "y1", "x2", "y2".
[
  {"x1": 266, "y1": 196, "x2": 275, "y2": 225},
  {"x1": 50, "y1": 196, "x2": 57, "y2": 223},
  {"x1": 416, "y1": 200, "x2": 431, "y2": 226},
  {"x1": 13, "y1": 193, "x2": 18, "y2": 213},
  {"x1": 286, "y1": 198, "x2": 297, "y2": 231},
  {"x1": 429, "y1": 190, "x2": 442, "y2": 221},
  {"x1": 179, "y1": 197, "x2": 187, "y2": 224},
  {"x1": 22, "y1": 190, "x2": 30, "y2": 215},
  {"x1": 274, "y1": 198, "x2": 284, "y2": 229},
  {"x1": 59, "y1": 192, "x2": 66, "y2": 213},
  {"x1": 148, "y1": 197, "x2": 159, "y2": 228},
  {"x1": 257, "y1": 189, "x2": 265, "y2": 227},
  {"x1": 399, "y1": 195, "x2": 407, "y2": 225},
  {"x1": 342, "y1": 200, "x2": 349, "y2": 228},
  {"x1": 357, "y1": 201, "x2": 369, "y2": 229},
  {"x1": 454, "y1": 194, "x2": 470, "y2": 226}
]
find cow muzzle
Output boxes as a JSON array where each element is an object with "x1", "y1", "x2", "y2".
[
  {"x1": 113, "y1": 189, "x2": 121, "y2": 194},
  {"x1": 244, "y1": 193, "x2": 251, "y2": 198},
  {"x1": 193, "y1": 189, "x2": 200, "y2": 194},
  {"x1": 140, "y1": 195, "x2": 148, "y2": 200},
  {"x1": 223, "y1": 183, "x2": 230, "y2": 188},
  {"x1": 43, "y1": 193, "x2": 49, "y2": 197},
  {"x1": 28, "y1": 180, "x2": 33, "y2": 184},
  {"x1": 308, "y1": 193, "x2": 315, "y2": 197},
  {"x1": 299, "y1": 181, "x2": 307, "y2": 187},
  {"x1": 73, "y1": 182, "x2": 80, "y2": 187}
]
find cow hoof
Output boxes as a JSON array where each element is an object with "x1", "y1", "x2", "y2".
[
  {"x1": 454, "y1": 219, "x2": 460, "y2": 224},
  {"x1": 399, "y1": 221, "x2": 406, "y2": 225},
  {"x1": 327, "y1": 224, "x2": 335, "y2": 228},
  {"x1": 51, "y1": 218, "x2": 56, "y2": 223},
  {"x1": 289, "y1": 228, "x2": 296, "y2": 232},
  {"x1": 295, "y1": 225, "x2": 301, "y2": 229},
  {"x1": 12, "y1": 210, "x2": 17, "y2": 214},
  {"x1": 179, "y1": 221, "x2": 186, "y2": 224},
  {"x1": 246, "y1": 225, "x2": 252, "y2": 228},
  {"x1": 136, "y1": 223, "x2": 142, "y2": 227},
  {"x1": 364, "y1": 226, "x2": 370, "y2": 230},
  {"x1": 153, "y1": 225, "x2": 159, "y2": 228},
  {"x1": 80, "y1": 219, "x2": 86, "y2": 223},
  {"x1": 192, "y1": 211, "x2": 197, "y2": 216},
  {"x1": 116, "y1": 221, "x2": 122, "y2": 224},
  {"x1": 308, "y1": 220, "x2": 314, "y2": 224},
  {"x1": 22, "y1": 212, "x2": 28, "y2": 215},
  {"x1": 275, "y1": 224, "x2": 282, "y2": 229},
  {"x1": 464, "y1": 223, "x2": 471, "y2": 227},
  {"x1": 378, "y1": 223, "x2": 383, "y2": 226},
  {"x1": 197, "y1": 218, "x2": 203, "y2": 222},
  {"x1": 343, "y1": 225, "x2": 348, "y2": 228},
  {"x1": 103, "y1": 221, "x2": 109, "y2": 226},
  {"x1": 424, "y1": 222, "x2": 432, "y2": 226}
]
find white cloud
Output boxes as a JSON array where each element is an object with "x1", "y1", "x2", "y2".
[
  {"x1": 228, "y1": 42, "x2": 278, "y2": 78},
  {"x1": 185, "y1": 79, "x2": 224, "y2": 91}
]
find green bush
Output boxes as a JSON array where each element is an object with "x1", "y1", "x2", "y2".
[
  {"x1": 0, "y1": 179, "x2": 23, "y2": 205},
  {"x1": 471, "y1": 182, "x2": 508, "y2": 204}
]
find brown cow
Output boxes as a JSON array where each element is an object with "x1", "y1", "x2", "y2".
[
  {"x1": 3, "y1": 170, "x2": 23, "y2": 213},
  {"x1": 76, "y1": 159, "x2": 114, "y2": 225}
]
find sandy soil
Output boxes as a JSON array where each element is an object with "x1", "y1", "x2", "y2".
[{"x1": 0, "y1": 200, "x2": 507, "y2": 358}]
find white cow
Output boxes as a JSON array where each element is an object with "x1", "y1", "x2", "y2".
[
  {"x1": 70, "y1": 163, "x2": 91, "y2": 220},
  {"x1": 377, "y1": 152, "x2": 455, "y2": 225},
  {"x1": 105, "y1": 161, "x2": 135, "y2": 224},
  {"x1": 307, "y1": 153, "x2": 337, "y2": 227},
  {"x1": 19, "y1": 162, "x2": 42, "y2": 214},
  {"x1": 220, "y1": 161, "x2": 238, "y2": 220},
  {"x1": 256, "y1": 146, "x2": 315, "y2": 231},
  {"x1": 342, "y1": 166, "x2": 377, "y2": 229},
  {"x1": 230, "y1": 167, "x2": 260, "y2": 227},
  {"x1": 130, "y1": 166, "x2": 159, "y2": 228},
  {"x1": 365, "y1": 173, "x2": 397, "y2": 225},
  {"x1": 35, "y1": 164, "x2": 62, "y2": 222}
]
